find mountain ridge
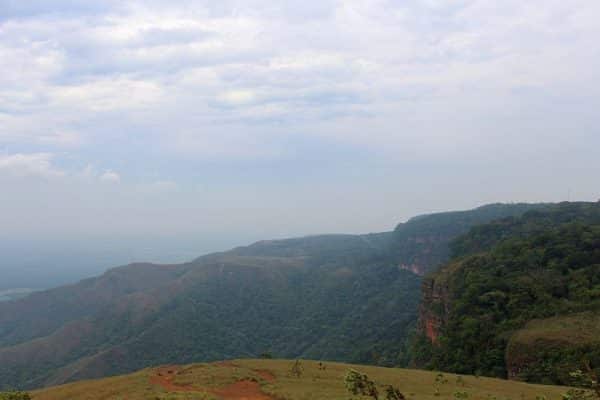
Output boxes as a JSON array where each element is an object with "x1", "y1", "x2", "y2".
[{"x1": 0, "y1": 202, "x2": 549, "y2": 390}]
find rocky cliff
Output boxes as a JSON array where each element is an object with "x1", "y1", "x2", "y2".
[{"x1": 417, "y1": 276, "x2": 450, "y2": 344}]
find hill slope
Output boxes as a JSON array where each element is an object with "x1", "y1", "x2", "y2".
[
  {"x1": 0, "y1": 203, "x2": 544, "y2": 390},
  {"x1": 31, "y1": 358, "x2": 571, "y2": 400},
  {"x1": 414, "y1": 201, "x2": 600, "y2": 384}
]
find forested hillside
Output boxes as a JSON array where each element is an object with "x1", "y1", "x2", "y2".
[
  {"x1": 414, "y1": 202, "x2": 600, "y2": 384},
  {"x1": 0, "y1": 203, "x2": 544, "y2": 390},
  {"x1": 391, "y1": 203, "x2": 543, "y2": 275}
]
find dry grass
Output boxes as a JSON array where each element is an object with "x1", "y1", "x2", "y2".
[
  {"x1": 510, "y1": 312, "x2": 600, "y2": 346},
  {"x1": 32, "y1": 358, "x2": 570, "y2": 400}
]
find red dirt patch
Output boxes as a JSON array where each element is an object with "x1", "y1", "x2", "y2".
[
  {"x1": 149, "y1": 364, "x2": 276, "y2": 400},
  {"x1": 213, "y1": 380, "x2": 274, "y2": 400}
]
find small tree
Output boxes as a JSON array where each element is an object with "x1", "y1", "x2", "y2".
[
  {"x1": 385, "y1": 385, "x2": 406, "y2": 400},
  {"x1": 562, "y1": 389, "x2": 596, "y2": 400},
  {"x1": 344, "y1": 369, "x2": 406, "y2": 400},
  {"x1": 563, "y1": 361, "x2": 600, "y2": 400},
  {"x1": 435, "y1": 373, "x2": 448, "y2": 384},
  {"x1": 583, "y1": 361, "x2": 600, "y2": 399},
  {"x1": 289, "y1": 359, "x2": 304, "y2": 378},
  {"x1": 345, "y1": 369, "x2": 379, "y2": 400}
]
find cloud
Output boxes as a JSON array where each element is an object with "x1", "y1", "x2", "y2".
[
  {"x1": 50, "y1": 78, "x2": 163, "y2": 112},
  {"x1": 0, "y1": 153, "x2": 123, "y2": 184},
  {"x1": 2, "y1": 2, "x2": 599, "y2": 154},
  {"x1": 0, "y1": 153, "x2": 65, "y2": 178},
  {"x1": 216, "y1": 90, "x2": 257, "y2": 106},
  {"x1": 99, "y1": 170, "x2": 121, "y2": 183},
  {"x1": 0, "y1": 0, "x2": 596, "y2": 157},
  {"x1": 37, "y1": 131, "x2": 82, "y2": 147},
  {"x1": 0, "y1": 0, "x2": 599, "y2": 242}
]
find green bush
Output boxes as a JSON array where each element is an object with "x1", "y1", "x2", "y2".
[
  {"x1": 0, "y1": 392, "x2": 32, "y2": 400},
  {"x1": 345, "y1": 369, "x2": 379, "y2": 399}
]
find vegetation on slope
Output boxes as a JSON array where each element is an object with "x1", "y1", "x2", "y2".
[
  {"x1": 507, "y1": 313, "x2": 600, "y2": 384},
  {"x1": 0, "y1": 236, "x2": 422, "y2": 390},
  {"x1": 414, "y1": 202, "x2": 600, "y2": 384}
]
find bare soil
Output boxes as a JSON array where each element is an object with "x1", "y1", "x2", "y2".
[{"x1": 149, "y1": 363, "x2": 276, "y2": 400}]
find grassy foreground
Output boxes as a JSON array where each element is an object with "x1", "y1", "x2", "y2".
[{"x1": 32, "y1": 359, "x2": 570, "y2": 400}]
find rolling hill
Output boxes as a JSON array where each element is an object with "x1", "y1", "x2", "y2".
[
  {"x1": 30, "y1": 358, "x2": 571, "y2": 400},
  {"x1": 0, "y1": 203, "x2": 545, "y2": 390}
]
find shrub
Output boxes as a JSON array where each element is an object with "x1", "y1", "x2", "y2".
[
  {"x1": 345, "y1": 369, "x2": 379, "y2": 399},
  {"x1": 0, "y1": 392, "x2": 32, "y2": 400}
]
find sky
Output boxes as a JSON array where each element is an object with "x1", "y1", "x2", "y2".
[{"x1": 1, "y1": 1, "x2": 599, "y2": 287}]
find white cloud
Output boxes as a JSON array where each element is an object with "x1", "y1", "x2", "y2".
[
  {"x1": 216, "y1": 90, "x2": 257, "y2": 106},
  {"x1": 37, "y1": 131, "x2": 82, "y2": 147},
  {"x1": 0, "y1": 0, "x2": 598, "y2": 242},
  {"x1": 50, "y1": 78, "x2": 163, "y2": 112},
  {"x1": 0, "y1": 153, "x2": 65, "y2": 178},
  {"x1": 100, "y1": 170, "x2": 121, "y2": 183},
  {"x1": 0, "y1": 154, "x2": 125, "y2": 184}
]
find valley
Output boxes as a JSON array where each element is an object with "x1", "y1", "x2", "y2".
[
  {"x1": 0, "y1": 203, "x2": 542, "y2": 390},
  {"x1": 2, "y1": 201, "x2": 599, "y2": 397}
]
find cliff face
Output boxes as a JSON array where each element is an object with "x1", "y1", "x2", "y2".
[
  {"x1": 417, "y1": 273, "x2": 452, "y2": 345},
  {"x1": 394, "y1": 235, "x2": 452, "y2": 276}
]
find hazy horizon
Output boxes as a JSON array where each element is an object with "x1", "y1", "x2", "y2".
[
  {"x1": 1, "y1": 199, "x2": 597, "y2": 290},
  {"x1": 1, "y1": 1, "x2": 599, "y2": 289},
  {"x1": 0, "y1": 200, "x2": 496, "y2": 290}
]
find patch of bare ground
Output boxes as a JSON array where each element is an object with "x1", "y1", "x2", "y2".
[{"x1": 149, "y1": 363, "x2": 276, "y2": 400}]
